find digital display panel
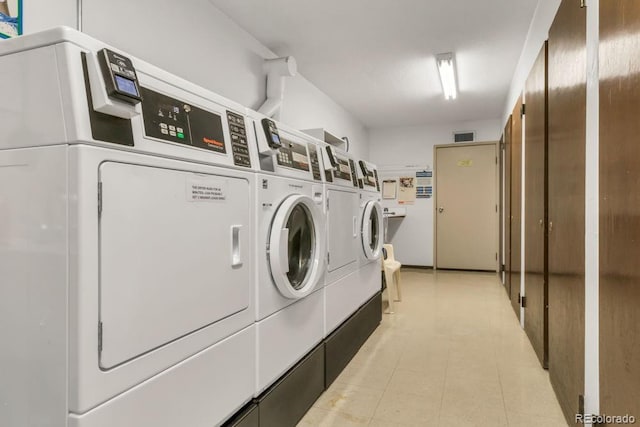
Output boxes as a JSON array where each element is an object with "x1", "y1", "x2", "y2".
[{"x1": 115, "y1": 75, "x2": 139, "y2": 97}]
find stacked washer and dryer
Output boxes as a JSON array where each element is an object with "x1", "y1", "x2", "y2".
[
  {"x1": 319, "y1": 143, "x2": 383, "y2": 385},
  {"x1": 356, "y1": 159, "x2": 385, "y2": 306},
  {"x1": 0, "y1": 27, "x2": 383, "y2": 427},
  {"x1": 249, "y1": 113, "x2": 327, "y2": 409},
  {"x1": 0, "y1": 28, "x2": 259, "y2": 427},
  {"x1": 320, "y1": 143, "x2": 365, "y2": 336}
]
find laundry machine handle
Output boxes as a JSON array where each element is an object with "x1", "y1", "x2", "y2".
[
  {"x1": 353, "y1": 216, "x2": 358, "y2": 237},
  {"x1": 279, "y1": 228, "x2": 290, "y2": 273},
  {"x1": 231, "y1": 225, "x2": 243, "y2": 268}
]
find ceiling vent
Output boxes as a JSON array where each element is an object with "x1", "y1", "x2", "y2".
[{"x1": 454, "y1": 131, "x2": 475, "y2": 143}]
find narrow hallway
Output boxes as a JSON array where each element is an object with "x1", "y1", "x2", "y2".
[{"x1": 299, "y1": 269, "x2": 567, "y2": 426}]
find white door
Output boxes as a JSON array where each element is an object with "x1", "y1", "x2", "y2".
[
  {"x1": 327, "y1": 189, "x2": 358, "y2": 272},
  {"x1": 361, "y1": 200, "x2": 384, "y2": 260},
  {"x1": 435, "y1": 143, "x2": 498, "y2": 270},
  {"x1": 99, "y1": 162, "x2": 251, "y2": 368},
  {"x1": 268, "y1": 194, "x2": 324, "y2": 299}
]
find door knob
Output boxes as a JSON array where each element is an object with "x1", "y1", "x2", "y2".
[
  {"x1": 438, "y1": 207, "x2": 444, "y2": 213},
  {"x1": 549, "y1": 221, "x2": 553, "y2": 233},
  {"x1": 539, "y1": 219, "x2": 544, "y2": 227}
]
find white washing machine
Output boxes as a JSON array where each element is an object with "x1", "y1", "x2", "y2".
[
  {"x1": 0, "y1": 28, "x2": 258, "y2": 427},
  {"x1": 319, "y1": 142, "x2": 362, "y2": 336},
  {"x1": 356, "y1": 159, "x2": 384, "y2": 305},
  {"x1": 251, "y1": 113, "x2": 326, "y2": 395}
]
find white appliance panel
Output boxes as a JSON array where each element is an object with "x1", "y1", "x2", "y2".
[
  {"x1": 69, "y1": 326, "x2": 255, "y2": 427},
  {"x1": 327, "y1": 189, "x2": 358, "y2": 272},
  {"x1": 359, "y1": 260, "x2": 382, "y2": 303},
  {"x1": 99, "y1": 162, "x2": 251, "y2": 368},
  {"x1": 0, "y1": 146, "x2": 68, "y2": 427},
  {"x1": 256, "y1": 289, "x2": 324, "y2": 394},
  {"x1": 325, "y1": 271, "x2": 360, "y2": 335}
]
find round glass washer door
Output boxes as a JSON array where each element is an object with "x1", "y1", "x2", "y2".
[
  {"x1": 269, "y1": 194, "x2": 325, "y2": 299},
  {"x1": 361, "y1": 200, "x2": 384, "y2": 260}
]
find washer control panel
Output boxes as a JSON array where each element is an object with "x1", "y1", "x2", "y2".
[
  {"x1": 277, "y1": 139, "x2": 309, "y2": 171},
  {"x1": 349, "y1": 159, "x2": 359, "y2": 187},
  {"x1": 227, "y1": 111, "x2": 251, "y2": 168},
  {"x1": 332, "y1": 155, "x2": 352, "y2": 182},
  {"x1": 359, "y1": 160, "x2": 377, "y2": 189},
  {"x1": 307, "y1": 143, "x2": 322, "y2": 181},
  {"x1": 140, "y1": 87, "x2": 226, "y2": 154}
]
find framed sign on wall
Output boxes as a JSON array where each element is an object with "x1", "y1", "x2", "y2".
[{"x1": 0, "y1": 0, "x2": 22, "y2": 39}]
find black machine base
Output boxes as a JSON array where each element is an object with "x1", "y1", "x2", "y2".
[
  {"x1": 325, "y1": 292, "x2": 383, "y2": 387},
  {"x1": 255, "y1": 343, "x2": 325, "y2": 427},
  {"x1": 224, "y1": 291, "x2": 382, "y2": 426}
]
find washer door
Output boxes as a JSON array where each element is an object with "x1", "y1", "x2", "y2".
[
  {"x1": 269, "y1": 194, "x2": 325, "y2": 299},
  {"x1": 361, "y1": 200, "x2": 384, "y2": 260}
]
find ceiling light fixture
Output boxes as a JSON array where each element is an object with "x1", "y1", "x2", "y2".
[{"x1": 436, "y1": 53, "x2": 457, "y2": 100}]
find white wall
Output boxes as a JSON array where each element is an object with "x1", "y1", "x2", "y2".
[
  {"x1": 283, "y1": 76, "x2": 369, "y2": 159},
  {"x1": 18, "y1": 0, "x2": 368, "y2": 157},
  {"x1": 79, "y1": 0, "x2": 369, "y2": 158},
  {"x1": 369, "y1": 119, "x2": 501, "y2": 266},
  {"x1": 502, "y1": 0, "x2": 561, "y2": 122},
  {"x1": 23, "y1": 0, "x2": 77, "y2": 34}
]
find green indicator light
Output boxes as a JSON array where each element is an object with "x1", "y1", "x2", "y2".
[{"x1": 177, "y1": 133, "x2": 185, "y2": 139}]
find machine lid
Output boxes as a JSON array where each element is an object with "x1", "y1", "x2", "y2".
[
  {"x1": 269, "y1": 194, "x2": 325, "y2": 299},
  {"x1": 361, "y1": 200, "x2": 384, "y2": 260}
]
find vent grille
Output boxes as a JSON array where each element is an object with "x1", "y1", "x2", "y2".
[{"x1": 454, "y1": 131, "x2": 475, "y2": 143}]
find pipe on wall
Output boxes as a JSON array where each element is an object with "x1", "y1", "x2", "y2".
[{"x1": 258, "y1": 56, "x2": 297, "y2": 120}]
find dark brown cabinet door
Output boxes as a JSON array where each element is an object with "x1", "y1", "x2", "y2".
[
  {"x1": 600, "y1": 0, "x2": 640, "y2": 419},
  {"x1": 524, "y1": 42, "x2": 549, "y2": 369},
  {"x1": 548, "y1": 0, "x2": 586, "y2": 424},
  {"x1": 504, "y1": 116, "x2": 513, "y2": 298},
  {"x1": 510, "y1": 97, "x2": 523, "y2": 319}
]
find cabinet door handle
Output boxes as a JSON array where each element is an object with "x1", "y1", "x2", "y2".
[{"x1": 231, "y1": 225, "x2": 243, "y2": 268}]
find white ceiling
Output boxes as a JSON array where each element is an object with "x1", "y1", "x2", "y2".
[{"x1": 208, "y1": 0, "x2": 539, "y2": 129}]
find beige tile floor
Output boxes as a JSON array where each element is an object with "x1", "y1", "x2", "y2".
[{"x1": 297, "y1": 268, "x2": 568, "y2": 427}]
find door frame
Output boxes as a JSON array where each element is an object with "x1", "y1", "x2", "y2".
[{"x1": 433, "y1": 141, "x2": 500, "y2": 272}]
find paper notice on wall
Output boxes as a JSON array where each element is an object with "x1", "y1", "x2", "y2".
[
  {"x1": 382, "y1": 179, "x2": 397, "y2": 199},
  {"x1": 398, "y1": 176, "x2": 416, "y2": 205},
  {"x1": 416, "y1": 170, "x2": 433, "y2": 199}
]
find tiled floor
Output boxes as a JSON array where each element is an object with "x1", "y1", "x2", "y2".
[{"x1": 297, "y1": 269, "x2": 568, "y2": 427}]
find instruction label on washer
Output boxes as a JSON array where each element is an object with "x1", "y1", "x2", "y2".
[{"x1": 187, "y1": 180, "x2": 227, "y2": 202}]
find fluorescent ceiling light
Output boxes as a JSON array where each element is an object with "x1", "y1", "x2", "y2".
[{"x1": 436, "y1": 53, "x2": 457, "y2": 100}]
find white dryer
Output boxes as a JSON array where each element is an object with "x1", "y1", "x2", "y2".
[
  {"x1": 251, "y1": 113, "x2": 326, "y2": 395},
  {"x1": 319, "y1": 142, "x2": 362, "y2": 336},
  {"x1": 0, "y1": 28, "x2": 257, "y2": 427},
  {"x1": 356, "y1": 159, "x2": 384, "y2": 305}
]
